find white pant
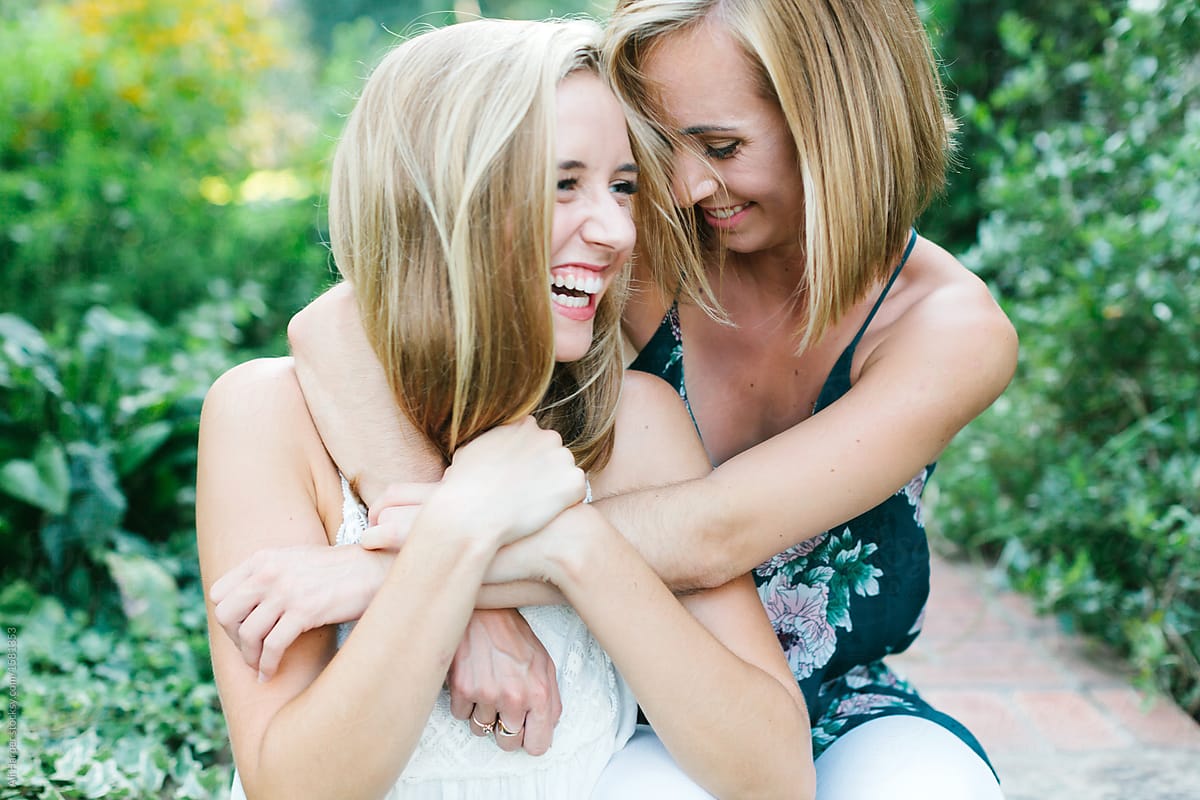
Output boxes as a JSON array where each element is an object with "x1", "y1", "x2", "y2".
[
  {"x1": 591, "y1": 717, "x2": 1003, "y2": 800},
  {"x1": 815, "y1": 715, "x2": 1004, "y2": 800},
  {"x1": 590, "y1": 726, "x2": 716, "y2": 799}
]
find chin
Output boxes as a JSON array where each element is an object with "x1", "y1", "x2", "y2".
[
  {"x1": 552, "y1": 324, "x2": 596, "y2": 364},
  {"x1": 553, "y1": 345, "x2": 591, "y2": 364},
  {"x1": 554, "y1": 337, "x2": 595, "y2": 363}
]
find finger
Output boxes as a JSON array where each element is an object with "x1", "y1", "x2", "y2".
[
  {"x1": 493, "y1": 713, "x2": 526, "y2": 753},
  {"x1": 357, "y1": 515, "x2": 415, "y2": 554},
  {"x1": 360, "y1": 524, "x2": 400, "y2": 551},
  {"x1": 257, "y1": 612, "x2": 305, "y2": 682},
  {"x1": 236, "y1": 600, "x2": 283, "y2": 671},
  {"x1": 209, "y1": 559, "x2": 254, "y2": 604},
  {"x1": 468, "y1": 703, "x2": 498, "y2": 738},
  {"x1": 212, "y1": 585, "x2": 264, "y2": 649},
  {"x1": 360, "y1": 507, "x2": 420, "y2": 551},
  {"x1": 522, "y1": 704, "x2": 554, "y2": 756},
  {"x1": 448, "y1": 681, "x2": 476, "y2": 721},
  {"x1": 368, "y1": 482, "x2": 438, "y2": 525}
]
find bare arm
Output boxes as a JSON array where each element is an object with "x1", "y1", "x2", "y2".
[
  {"x1": 605, "y1": 246, "x2": 1019, "y2": 589},
  {"x1": 467, "y1": 373, "x2": 811, "y2": 798},
  {"x1": 288, "y1": 281, "x2": 444, "y2": 496},
  {"x1": 545, "y1": 374, "x2": 813, "y2": 799},
  {"x1": 197, "y1": 360, "x2": 582, "y2": 799},
  {"x1": 289, "y1": 246, "x2": 1017, "y2": 593}
]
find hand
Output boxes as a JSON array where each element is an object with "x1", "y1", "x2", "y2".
[
  {"x1": 358, "y1": 482, "x2": 438, "y2": 550},
  {"x1": 449, "y1": 609, "x2": 562, "y2": 756},
  {"x1": 483, "y1": 504, "x2": 600, "y2": 586},
  {"x1": 430, "y1": 417, "x2": 586, "y2": 547},
  {"x1": 209, "y1": 544, "x2": 391, "y2": 680}
]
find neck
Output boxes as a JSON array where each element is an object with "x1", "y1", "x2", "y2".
[{"x1": 716, "y1": 247, "x2": 808, "y2": 322}]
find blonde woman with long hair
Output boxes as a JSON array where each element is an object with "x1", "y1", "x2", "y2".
[
  {"x1": 197, "y1": 18, "x2": 811, "y2": 800},
  {"x1": 265, "y1": 1, "x2": 1017, "y2": 797}
]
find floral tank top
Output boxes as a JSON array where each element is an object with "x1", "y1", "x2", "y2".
[{"x1": 629, "y1": 231, "x2": 993, "y2": 769}]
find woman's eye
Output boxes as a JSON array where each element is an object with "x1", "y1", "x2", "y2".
[
  {"x1": 557, "y1": 177, "x2": 578, "y2": 192},
  {"x1": 610, "y1": 180, "x2": 639, "y2": 197},
  {"x1": 705, "y1": 141, "x2": 739, "y2": 160}
]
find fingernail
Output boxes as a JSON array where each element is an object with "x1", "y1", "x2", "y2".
[{"x1": 258, "y1": 671, "x2": 268, "y2": 683}]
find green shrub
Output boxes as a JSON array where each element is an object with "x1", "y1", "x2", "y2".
[
  {"x1": 1, "y1": 549, "x2": 232, "y2": 800},
  {"x1": 0, "y1": 0, "x2": 331, "y2": 330},
  {"x1": 0, "y1": 285, "x2": 270, "y2": 613},
  {"x1": 918, "y1": 0, "x2": 1128, "y2": 253},
  {"x1": 935, "y1": 0, "x2": 1200, "y2": 714}
]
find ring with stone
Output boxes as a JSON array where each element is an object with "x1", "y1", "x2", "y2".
[{"x1": 470, "y1": 711, "x2": 496, "y2": 735}]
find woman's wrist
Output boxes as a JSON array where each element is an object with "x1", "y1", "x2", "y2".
[
  {"x1": 387, "y1": 488, "x2": 504, "y2": 577},
  {"x1": 541, "y1": 504, "x2": 611, "y2": 589}
]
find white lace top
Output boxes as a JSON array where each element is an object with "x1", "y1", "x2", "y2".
[{"x1": 232, "y1": 478, "x2": 634, "y2": 799}]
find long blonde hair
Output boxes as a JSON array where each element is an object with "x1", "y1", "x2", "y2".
[
  {"x1": 329, "y1": 19, "x2": 627, "y2": 471},
  {"x1": 605, "y1": 0, "x2": 956, "y2": 349}
]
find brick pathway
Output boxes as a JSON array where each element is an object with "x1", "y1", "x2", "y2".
[{"x1": 889, "y1": 552, "x2": 1200, "y2": 799}]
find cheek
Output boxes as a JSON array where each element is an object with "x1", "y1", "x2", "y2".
[{"x1": 549, "y1": 211, "x2": 572, "y2": 256}]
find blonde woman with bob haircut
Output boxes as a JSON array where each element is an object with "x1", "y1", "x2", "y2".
[
  {"x1": 198, "y1": 17, "x2": 812, "y2": 800},
  {"x1": 281, "y1": 0, "x2": 1017, "y2": 797}
]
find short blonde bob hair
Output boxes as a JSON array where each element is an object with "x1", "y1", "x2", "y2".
[
  {"x1": 330, "y1": 18, "x2": 659, "y2": 471},
  {"x1": 605, "y1": 0, "x2": 956, "y2": 349}
]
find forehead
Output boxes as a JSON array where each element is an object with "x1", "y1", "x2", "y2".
[
  {"x1": 641, "y1": 21, "x2": 761, "y2": 126},
  {"x1": 554, "y1": 72, "x2": 631, "y2": 158}
]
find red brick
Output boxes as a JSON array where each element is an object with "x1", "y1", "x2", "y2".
[
  {"x1": 894, "y1": 639, "x2": 1071, "y2": 690},
  {"x1": 1041, "y1": 637, "x2": 1132, "y2": 690},
  {"x1": 1013, "y1": 690, "x2": 1131, "y2": 751},
  {"x1": 921, "y1": 688, "x2": 1045, "y2": 756},
  {"x1": 1090, "y1": 688, "x2": 1200, "y2": 749},
  {"x1": 917, "y1": 593, "x2": 1018, "y2": 643}
]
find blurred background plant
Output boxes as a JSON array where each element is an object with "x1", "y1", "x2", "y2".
[
  {"x1": 0, "y1": 0, "x2": 1195, "y2": 796},
  {"x1": 920, "y1": 0, "x2": 1200, "y2": 718}
]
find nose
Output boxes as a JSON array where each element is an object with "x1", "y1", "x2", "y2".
[
  {"x1": 581, "y1": 191, "x2": 637, "y2": 254},
  {"x1": 672, "y1": 148, "x2": 719, "y2": 207}
]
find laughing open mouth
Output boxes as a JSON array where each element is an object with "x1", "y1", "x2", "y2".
[{"x1": 551, "y1": 272, "x2": 602, "y2": 308}]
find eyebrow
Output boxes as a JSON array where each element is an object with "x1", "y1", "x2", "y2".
[
  {"x1": 558, "y1": 160, "x2": 640, "y2": 174},
  {"x1": 680, "y1": 125, "x2": 737, "y2": 136}
]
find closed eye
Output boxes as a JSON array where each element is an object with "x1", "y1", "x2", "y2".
[{"x1": 705, "y1": 141, "x2": 740, "y2": 160}]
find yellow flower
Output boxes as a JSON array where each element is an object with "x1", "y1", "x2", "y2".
[{"x1": 198, "y1": 176, "x2": 233, "y2": 206}]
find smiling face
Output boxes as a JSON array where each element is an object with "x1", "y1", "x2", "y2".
[
  {"x1": 642, "y1": 19, "x2": 804, "y2": 261},
  {"x1": 549, "y1": 71, "x2": 638, "y2": 362}
]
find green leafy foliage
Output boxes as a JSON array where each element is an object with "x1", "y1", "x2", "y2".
[
  {"x1": 2, "y1": 1, "x2": 1198, "y2": 795},
  {"x1": 934, "y1": 0, "x2": 1200, "y2": 715},
  {"x1": 0, "y1": 0, "x2": 332, "y2": 330},
  {"x1": 1, "y1": 554, "x2": 232, "y2": 800},
  {"x1": 296, "y1": 0, "x2": 609, "y2": 54},
  {"x1": 0, "y1": 284, "x2": 270, "y2": 612}
]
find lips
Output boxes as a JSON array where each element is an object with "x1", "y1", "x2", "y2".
[
  {"x1": 701, "y1": 202, "x2": 753, "y2": 229},
  {"x1": 549, "y1": 265, "x2": 606, "y2": 318},
  {"x1": 704, "y1": 202, "x2": 750, "y2": 220}
]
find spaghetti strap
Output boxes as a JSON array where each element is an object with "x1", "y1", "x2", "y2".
[{"x1": 844, "y1": 229, "x2": 918, "y2": 355}]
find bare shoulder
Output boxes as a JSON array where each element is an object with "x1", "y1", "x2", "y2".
[
  {"x1": 200, "y1": 358, "x2": 339, "y2": 517},
  {"x1": 874, "y1": 237, "x2": 1018, "y2": 391},
  {"x1": 591, "y1": 370, "x2": 710, "y2": 497},
  {"x1": 203, "y1": 358, "x2": 318, "y2": 449}
]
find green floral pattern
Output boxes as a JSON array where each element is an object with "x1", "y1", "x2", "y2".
[{"x1": 628, "y1": 233, "x2": 994, "y2": 772}]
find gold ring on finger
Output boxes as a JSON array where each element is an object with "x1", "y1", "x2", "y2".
[
  {"x1": 470, "y1": 712, "x2": 496, "y2": 735},
  {"x1": 496, "y1": 718, "x2": 522, "y2": 738}
]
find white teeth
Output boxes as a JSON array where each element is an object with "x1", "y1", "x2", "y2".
[
  {"x1": 551, "y1": 293, "x2": 590, "y2": 308},
  {"x1": 550, "y1": 273, "x2": 603, "y2": 294},
  {"x1": 708, "y1": 203, "x2": 749, "y2": 220}
]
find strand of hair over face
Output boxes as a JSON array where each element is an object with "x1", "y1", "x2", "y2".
[
  {"x1": 604, "y1": 0, "x2": 954, "y2": 351},
  {"x1": 330, "y1": 19, "x2": 629, "y2": 471}
]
